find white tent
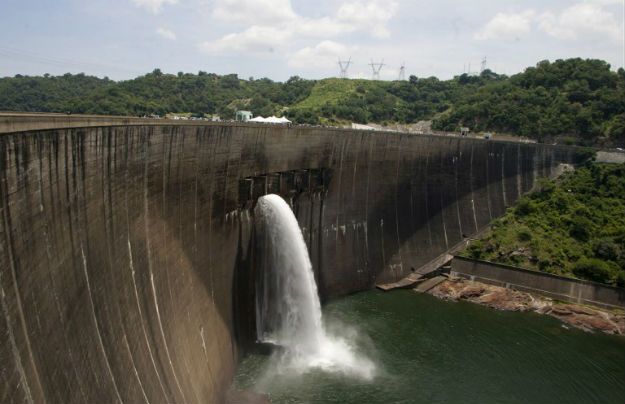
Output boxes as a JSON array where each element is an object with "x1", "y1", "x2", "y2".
[
  {"x1": 248, "y1": 116, "x2": 291, "y2": 124},
  {"x1": 352, "y1": 123, "x2": 375, "y2": 131}
]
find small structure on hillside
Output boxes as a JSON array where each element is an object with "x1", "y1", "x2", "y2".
[
  {"x1": 236, "y1": 110, "x2": 253, "y2": 122},
  {"x1": 460, "y1": 127, "x2": 470, "y2": 137}
]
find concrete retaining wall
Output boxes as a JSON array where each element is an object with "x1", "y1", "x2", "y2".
[
  {"x1": 0, "y1": 118, "x2": 577, "y2": 403},
  {"x1": 596, "y1": 151, "x2": 625, "y2": 164},
  {"x1": 451, "y1": 256, "x2": 625, "y2": 309}
]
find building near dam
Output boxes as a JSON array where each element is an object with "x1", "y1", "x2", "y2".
[{"x1": 0, "y1": 113, "x2": 581, "y2": 403}]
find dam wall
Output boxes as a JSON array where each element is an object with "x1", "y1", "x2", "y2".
[{"x1": 0, "y1": 120, "x2": 577, "y2": 403}]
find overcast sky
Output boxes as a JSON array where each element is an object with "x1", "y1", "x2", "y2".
[{"x1": 1, "y1": 0, "x2": 624, "y2": 81}]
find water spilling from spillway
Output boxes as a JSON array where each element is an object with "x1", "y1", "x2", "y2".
[{"x1": 254, "y1": 194, "x2": 375, "y2": 379}]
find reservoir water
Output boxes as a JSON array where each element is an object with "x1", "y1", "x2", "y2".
[{"x1": 235, "y1": 290, "x2": 625, "y2": 404}]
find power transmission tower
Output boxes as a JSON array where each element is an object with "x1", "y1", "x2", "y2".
[
  {"x1": 398, "y1": 62, "x2": 406, "y2": 81},
  {"x1": 480, "y1": 56, "x2": 487, "y2": 73},
  {"x1": 369, "y1": 59, "x2": 385, "y2": 80},
  {"x1": 338, "y1": 57, "x2": 352, "y2": 79}
]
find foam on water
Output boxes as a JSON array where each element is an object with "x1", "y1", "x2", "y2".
[{"x1": 255, "y1": 194, "x2": 375, "y2": 380}]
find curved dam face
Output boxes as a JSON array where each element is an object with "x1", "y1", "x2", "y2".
[{"x1": 0, "y1": 121, "x2": 577, "y2": 403}]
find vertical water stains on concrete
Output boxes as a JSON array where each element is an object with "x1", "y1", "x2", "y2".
[{"x1": 0, "y1": 124, "x2": 576, "y2": 403}]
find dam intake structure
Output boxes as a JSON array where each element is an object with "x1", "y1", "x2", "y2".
[
  {"x1": 254, "y1": 194, "x2": 375, "y2": 379},
  {"x1": 0, "y1": 115, "x2": 580, "y2": 403}
]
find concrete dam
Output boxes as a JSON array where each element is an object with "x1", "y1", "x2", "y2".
[{"x1": 0, "y1": 115, "x2": 579, "y2": 403}]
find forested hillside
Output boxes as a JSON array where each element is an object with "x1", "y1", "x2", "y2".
[
  {"x1": 1, "y1": 58, "x2": 623, "y2": 144},
  {"x1": 463, "y1": 162, "x2": 625, "y2": 286},
  {"x1": 435, "y1": 59, "x2": 625, "y2": 143}
]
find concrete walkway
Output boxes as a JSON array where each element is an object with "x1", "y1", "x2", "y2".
[
  {"x1": 414, "y1": 276, "x2": 448, "y2": 293},
  {"x1": 376, "y1": 273, "x2": 424, "y2": 291}
]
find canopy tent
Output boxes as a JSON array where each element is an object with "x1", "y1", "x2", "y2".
[
  {"x1": 351, "y1": 123, "x2": 375, "y2": 131},
  {"x1": 247, "y1": 116, "x2": 291, "y2": 124}
]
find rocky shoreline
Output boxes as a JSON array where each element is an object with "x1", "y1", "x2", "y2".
[{"x1": 427, "y1": 278, "x2": 625, "y2": 335}]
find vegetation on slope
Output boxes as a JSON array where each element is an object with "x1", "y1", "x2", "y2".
[
  {"x1": 1, "y1": 58, "x2": 624, "y2": 144},
  {"x1": 434, "y1": 59, "x2": 625, "y2": 143},
  {"x1": 463, "y1": 162, "x2": 625, "y2": 286}
]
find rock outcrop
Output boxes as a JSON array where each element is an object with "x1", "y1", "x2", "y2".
[{"x1": 429, "y1": 278, "x2": 625, "y2": 335}]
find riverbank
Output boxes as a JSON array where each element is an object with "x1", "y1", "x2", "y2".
[{"x1": 428, "y1": 277, "x2": 625, "y2": 335}]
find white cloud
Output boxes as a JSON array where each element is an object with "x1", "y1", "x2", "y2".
[
  {"x1": 201, "y1": 0, "x2": 399, "y2": 55},
  {"x1": 475, "y1": 2, "x2": 622, "y2": 42},
  {"x1": 131, "y1": 0, "x2": 178, "y2": 14},
  {"x1": 212, "y1": 0, "x2": 297, "y2": 25},
  {"x1": 336, "y1": 0, "x2": 398, "y2": 38},
  {"x1": 584, "y1": 0, "x2": 623, "y2": 4},
  {"x1": 288, "y1": 40, "x2": 357, "y2": 69},
  {"x1": 475, "y1": 10, "x2": 535, "y2": 40},
  {"x1": 156, "y1": 27, "x2": 176, "y2": 40},
  {"x1": 199, "y1": 25, "x2": 291, "y2": 54},
  {"x1": 295, "y1": 17, "x2": 352, "y2": 38},
  {"x1": 538, "y1": 3, "x2": 621, "y2": 41}
]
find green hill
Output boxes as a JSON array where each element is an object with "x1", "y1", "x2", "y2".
[
  {"x1": 294, "y1": 78, "x2": 362, "y2": 109},
  {"x1": 290, "y1": 78, "x2": 411, "y2": 125},
  {"x1": 0, "y1": 58, "x2": 623, "y2": 145}
]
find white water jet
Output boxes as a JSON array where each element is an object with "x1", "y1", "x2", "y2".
[{"x1": 255, "y1": 194, "x2": 375, "y2": 380}]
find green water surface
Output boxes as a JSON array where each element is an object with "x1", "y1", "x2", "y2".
[{"x1": 235, "y1": 290, "x2": 625, "y2": 404}]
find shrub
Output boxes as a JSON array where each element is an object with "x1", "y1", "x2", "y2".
[
  {"x1": 467, "y1": 241, "x2": 484, "y2": 259},
  {"x1": 508, "y1": 254, "x2": 524, "y2": 265},
  {"x1": 515, "y1": 198, "x2": 537, "y2": 217},
  {"x1": 538, "y1": 257, "x2": 553, "y2": 271},
  {"x1": 572, "y1": 258, "x2": 614, "y2": 283},
  {"x1": 561, "y1": 136, "x2": 580, "y2": 146},
  {"x1": 616, "y1": 271, "x2": 625, "y2": 288},
  {"x1": 517, "y1": 227, "x2": 533, "y2": 242},
  {"x1": 568, "y1": 216, "x2": 592, "y2": 241},
  {"x1": 592, "y1": 239, "x2": 620, "y2": 261},
  {"x1": 551, "y1": 190, "x2": 576, "y2": 213},
  {"x1": 532, "y1": 178, "x2": 556, "y2": 201},
  {"x1": 573, "y1": 147, "x2": 597, "y2": 166}
]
